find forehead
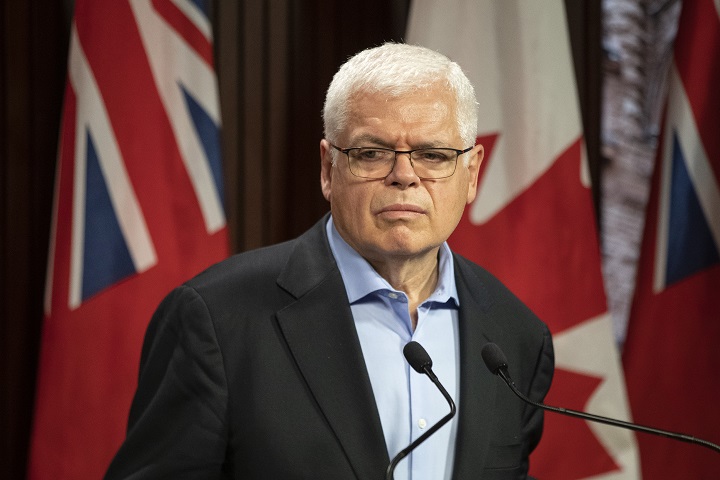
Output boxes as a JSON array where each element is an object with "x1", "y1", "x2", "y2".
[
  {"x1": 349, "y1": 82, "x2": 456, "y2": 111},
  {"x1": 343, "y1": 86, "x2": 460, "y2": 142}
]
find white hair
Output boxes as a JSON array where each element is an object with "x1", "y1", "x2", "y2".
[{"x1": 323, "y1": 43, "x2": 478, "y2": 150}]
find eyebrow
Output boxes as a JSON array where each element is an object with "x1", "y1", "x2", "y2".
[
  {"x1": 346, "y1": 134, "x2": 391, "y2": 147},
  {"x1": 347, "y1": 134, "x2": 448, "y2": 149}
]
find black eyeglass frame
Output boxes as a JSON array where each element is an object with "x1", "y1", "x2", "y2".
[{"x1": 329, "y1": 143, "x2": 474, "y2": 180}]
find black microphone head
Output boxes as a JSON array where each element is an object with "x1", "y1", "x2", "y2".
[
  {"x1": 481, "y1": 343, "x2": 509, "y2": 375},
  {"x1": 403, "y1": 341, "x2": 433, "y2": 373}
]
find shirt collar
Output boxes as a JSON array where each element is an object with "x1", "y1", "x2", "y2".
[{"x1": 326, "y1": 216, "x2": 459, "y2": 306}]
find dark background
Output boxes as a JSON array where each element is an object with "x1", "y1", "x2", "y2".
[{"x1": 0, "y1": 1, "x2": 601, "y2": 478}]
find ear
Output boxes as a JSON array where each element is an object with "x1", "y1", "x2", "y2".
[
  {"x1": 465, "y1": 143, "x2": 484, "y2": 204},
  {"x1": 320, "y1": 139, "x2": 334, "y2": 202}
]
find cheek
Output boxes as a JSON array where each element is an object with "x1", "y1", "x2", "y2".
[
  {"x1": 432, "y1": 182, "x2": 466, "y2": 209},
  {"x1": 430, "y1": 184, "x2": 470, "y2": 229},
  {"x1": 331, "y1": 183, "x2": 371, "y2": 220}
]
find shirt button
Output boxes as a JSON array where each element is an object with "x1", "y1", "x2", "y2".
[
  {"x1": 418, "y1": 418, "x2": 427, "y2": 429},
  {"x1": 388, "y1": 292, "x2": 398, "y2": 299}
]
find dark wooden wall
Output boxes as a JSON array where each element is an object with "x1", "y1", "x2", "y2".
[
  {"x1": 1, "y1": 2, "x2": 72, "y2": 479},
  {"x1": 0, "y1": 1, "x2": 600, "y2": 478}
]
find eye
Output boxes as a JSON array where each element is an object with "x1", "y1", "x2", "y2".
[
  {"x1": 415, "y1": 149, "x2": 452, "y2": 163},
  {"x1": 354, "y1": 148, "x2": 393, "y2": 162}
]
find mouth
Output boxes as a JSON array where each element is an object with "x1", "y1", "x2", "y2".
[{"x1": 376, "y1": 204, "x2": 426, "y2": 218}]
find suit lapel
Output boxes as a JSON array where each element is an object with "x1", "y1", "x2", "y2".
[
  {"x1": 451, "y1": 256, "x2": 504, "y2": 478},
  {"x1": 275, "y1": 217, "x2": 389, "y2": 480}
]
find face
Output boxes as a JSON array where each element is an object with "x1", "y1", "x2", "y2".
[{"x1": 320, "y1": 84, "x2": 483, "y2": 265}]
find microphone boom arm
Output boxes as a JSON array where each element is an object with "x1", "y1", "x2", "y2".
[{"x1": 496, "y1": 366, "x2": 720, "y2": 454}]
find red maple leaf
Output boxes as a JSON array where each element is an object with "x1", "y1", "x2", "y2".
[
  {"x1": 451, "y1": 135, "x2": 621, "y2": 478},
  {"x1": 453, "y1": 136, "x2": 607, "y2": 330}
]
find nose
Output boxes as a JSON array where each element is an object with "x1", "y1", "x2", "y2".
[{"x1": 385, "y1": 152, "x2": 419, "y2": 187}]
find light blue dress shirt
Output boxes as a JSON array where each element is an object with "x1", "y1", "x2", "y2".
[{"x1": 326, "y1": 217, "x2": 460, "y2": 480}]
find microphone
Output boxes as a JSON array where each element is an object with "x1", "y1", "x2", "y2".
[
  {"x1": 385, "y1": 341, "x2": 457, "y2": 480},
  {"x1": 481, "y1": 342, "x2": 720, "y2": 454}
]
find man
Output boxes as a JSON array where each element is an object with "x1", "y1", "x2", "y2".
[{"x1": 105, "y1": 43, "x2": 554, "y2": 480}]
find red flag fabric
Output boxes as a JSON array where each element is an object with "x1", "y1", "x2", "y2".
[
  {"x1": 407, "y1": 1, "x2": 641, "y2": 477},
  {"x1": 623, "y1": 0, "x2": 720, "y2": 477},
  {"x1": 28, "y1": 1, "x2": 229, "y2": 478}
]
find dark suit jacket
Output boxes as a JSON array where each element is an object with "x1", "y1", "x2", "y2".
[{"x1": 105, "y1": 215, "x2": 554, "y2": 480}]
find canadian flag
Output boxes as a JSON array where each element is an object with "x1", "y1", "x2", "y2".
[{"x1": 408, "y1": 0, "x2": 640, "y2": 478}]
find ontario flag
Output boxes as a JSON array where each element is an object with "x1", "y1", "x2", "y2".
[
  {"x1": 28, "y1": 1, "x2": 229, "y2": 479},
  {"x1": 622, "y1": 0, "x2": 720, "y2": 477},
  {"x1": 408, "y1": 0, "x2": 641, "y2": 478}
]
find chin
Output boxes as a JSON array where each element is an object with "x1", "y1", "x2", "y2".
[{"x1": 379, "y1": 235, "x2": 439, "y2": 258}]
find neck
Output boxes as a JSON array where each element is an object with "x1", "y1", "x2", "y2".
[{"x1": 368, "y1": 249, "x2": 440, "y2": 329}]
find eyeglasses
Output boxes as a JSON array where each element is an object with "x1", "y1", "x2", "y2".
[{"x1": 329, "y1": 144, "x2": 473, "y2": 180}]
